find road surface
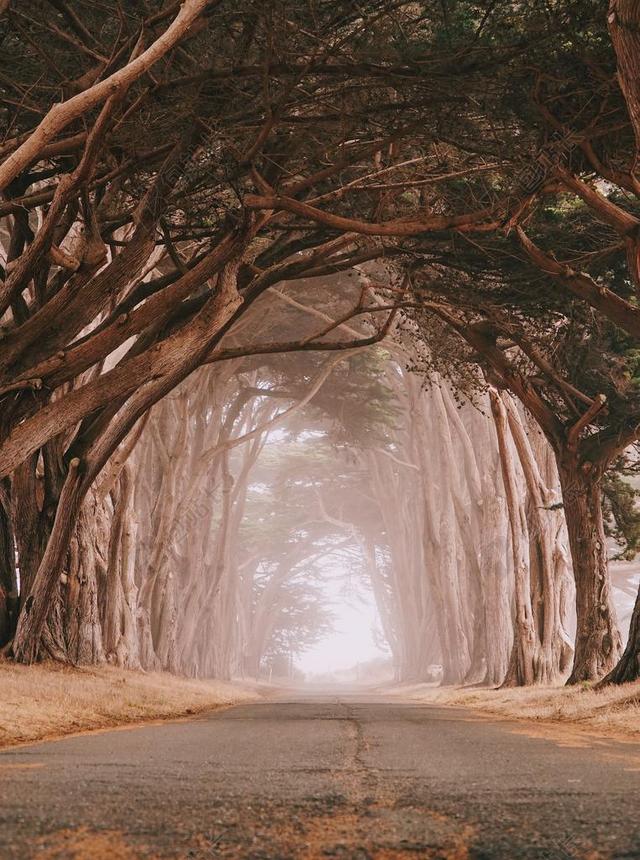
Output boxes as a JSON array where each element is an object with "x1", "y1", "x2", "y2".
[{"x1": 1, "y1": 692, "x2": 639, "y2": 859}]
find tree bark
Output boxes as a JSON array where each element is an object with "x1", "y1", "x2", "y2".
[
  {"x1": 418, "y1": 389, "x2": 471, "y2": 685},
  {"x1": 490, "y1": 391, "x2": 540, "y2": 687},
  {"x1": 102, "y1": 466, "x2": 141, "y2": 668},
  {"x1": 558, "y1": 458, "x2": 622, "y2": 683},
  {"x1": 503, "y1": 397, "x2": 573, "y2": 683},
  {"x1": 469, "y1": 398, "x2": 513, "y2": 685},
  {"x1": 12, "y1": 459, "x2": 84, "y2": 663},
  {"x1": 0, "y1": 480, "x2": 17, "y2": 647},
  {"x1": 600, "y1": 582, "x2": 640, "y2": 684},
  {"x1": 609, "y1": 0, "x2": 640, "y2": 152},
  {"x1": 64, "y1": 502, "x2": 105, "y2": 665}
]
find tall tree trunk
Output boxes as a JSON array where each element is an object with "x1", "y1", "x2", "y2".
[
  {"x1": 427, "y1": 386, "x2": 473, "y2": 684},
  {"x1": 0, "y1": 480, "x2": 17, "y2": 647},
  {"x1": 12, "y1": 459, "x2": 84, "y2": 663},
  {"x1": 102, "y1": 466, "x2": 141, "y2": 668},
  {"x1": 473, "y1": 400, "x2": 513, "y2": 685},
  {"x1": 558, "y1": 458, "x2": 622, "y2": 683},
  {"x1": 490, "y1": 391, "x2": 540, "y2": 686},
  {"x1": 64, "y1": 502, "x2": 104, "y2": 665},
  {"x1": 11, "y1": 456, "x2": 49, "y2": 610},
  {"x1": 504, "y1": 397, "x2": 573, "y2": 683}
]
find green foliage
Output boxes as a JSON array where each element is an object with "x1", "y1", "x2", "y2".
[
  {"x1": 260, "y1": 580, "x2": 335, "y2": 662},
  {"x1": 263, "y1": 349, "x2": 400, "y2": 449},
  {"x1": 603, "y1": 455, "x2": 640, "y2": 560}
]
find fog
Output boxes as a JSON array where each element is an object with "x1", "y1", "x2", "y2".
[
  {"x1": 296, "y1": 571, "x2": 389, "y2": 678},
  {"x1": 108, "y1": 303, "x2": 573, "y2": 687},
  {"x1": 4, "y1": 271, "x2": 637, "y2": 689}
]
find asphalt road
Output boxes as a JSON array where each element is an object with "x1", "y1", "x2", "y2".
[{"x1": 1, "y1": 692, "x2": 639, "y2": 859}]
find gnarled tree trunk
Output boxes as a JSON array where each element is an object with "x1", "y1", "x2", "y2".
[
  {"x1": 65, "y1": 501, "x2": 105, "y2": 665},
  {"x1": 503, "y1": 397, "x2": 573, "y2": 683},
  {"x1": 102, "y1": 466, "x2": 141, "y2": 669},
  {"x1": 0, "y1": 480, "x2": 17, "y2": 648},
  {"x1": 558, "y1": 457, "x2": 622, "y2": 683},
  {"x1": 491, "y1": 391, "x2": 540, "y2": 686}
]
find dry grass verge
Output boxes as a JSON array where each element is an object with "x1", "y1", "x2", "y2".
[
  {"x1": 387, "y1": 680, "x2": 640, "y2": 738},
  {"x1": 0, "y1": 660, "x2": 262, "y2": 749}
]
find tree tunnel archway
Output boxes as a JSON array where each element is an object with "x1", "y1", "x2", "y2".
[{"x1": 3, "y1": 0, "x2": 640, "y2": 688}]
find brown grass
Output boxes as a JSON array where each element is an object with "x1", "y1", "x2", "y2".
[
  {"x1": 387, "y1": 680, "x2": 640, "y2": 738},
  {"x1": 0, "y1": 660, "x2": 261, "y2": 749},
  {"x1": 31, "y1": 828, "x2": 149, "y2": 860}
]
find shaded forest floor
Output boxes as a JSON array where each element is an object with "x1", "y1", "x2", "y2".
[
  {"x1": 0, "y1": 661, "x2": 263, "y2": 749},
  {"x1": 386, "y1": 681, "x2": 640, "y2": 739}
]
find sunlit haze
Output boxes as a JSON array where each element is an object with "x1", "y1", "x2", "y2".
[{"x1": 298, "y1": 581, "x2": 389, "y2": 675}]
